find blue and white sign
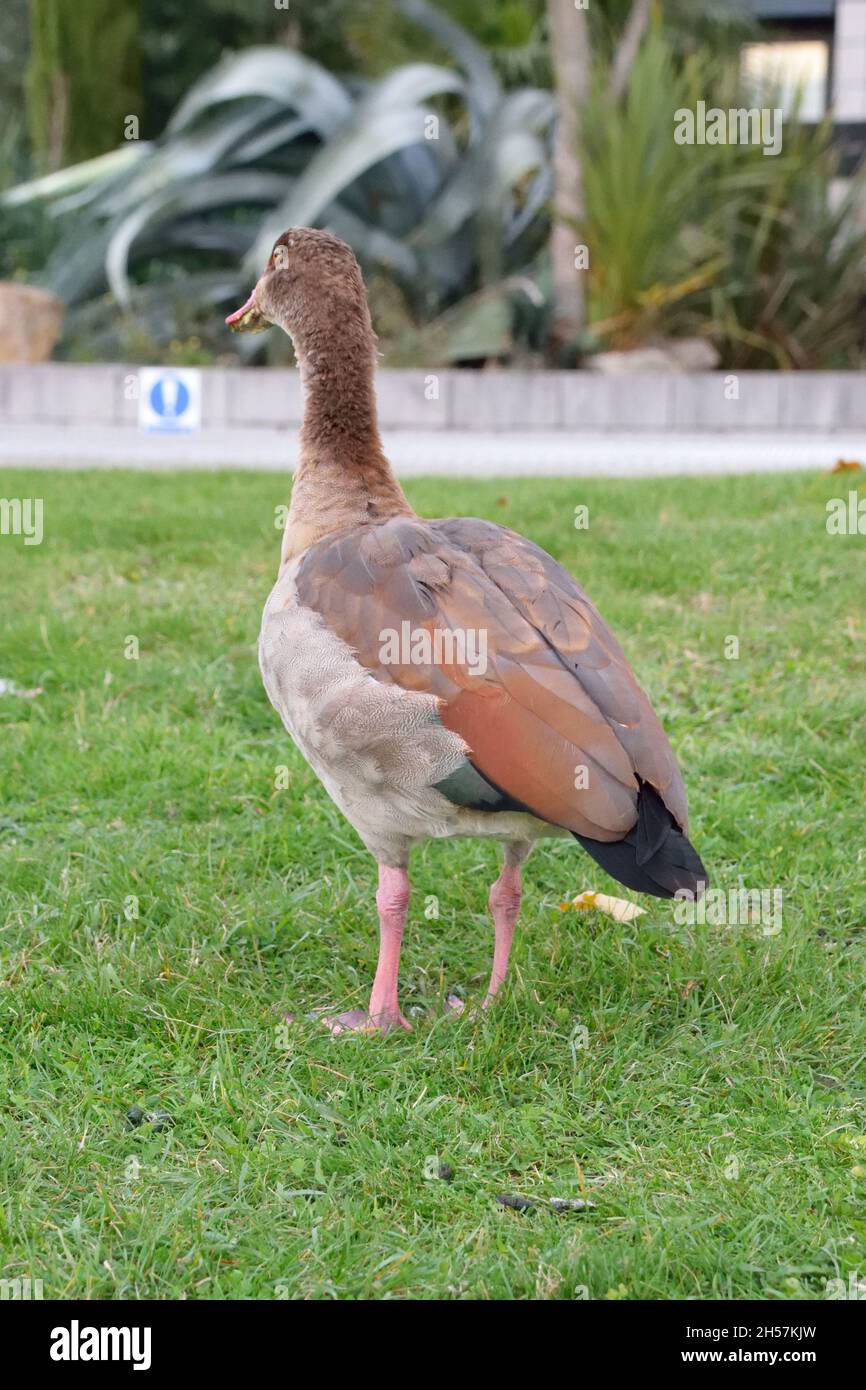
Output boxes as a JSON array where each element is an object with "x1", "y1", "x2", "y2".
[{"x1": 138, "y1": 368, "x2": 202, "y2": 433}]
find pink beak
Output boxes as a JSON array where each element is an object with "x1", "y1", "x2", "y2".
[{"x1": 225, "y1": 288, "x2": 263, "y2": 332}]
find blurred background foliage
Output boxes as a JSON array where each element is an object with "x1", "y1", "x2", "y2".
[
  {"x1": 26, "y1": 0, "x2": 141, "y2": 172},
  {"x1": 0, "y1": 0, "x2": 864, "y2": 369}
]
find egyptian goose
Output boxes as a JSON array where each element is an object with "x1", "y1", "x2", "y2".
[{"x1": 227, "y1": 228, "x2": 707, "y2": 1034}]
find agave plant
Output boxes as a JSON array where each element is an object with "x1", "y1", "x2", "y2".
[{"x1": 2, "y1": 0, "x2": 554, "y2": 361}]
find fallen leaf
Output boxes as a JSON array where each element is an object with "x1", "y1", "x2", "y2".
[{"x1": 568, "y1": 891, "x2": 646, "y2": 924}]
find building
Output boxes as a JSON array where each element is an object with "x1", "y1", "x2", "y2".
[{"x1": 737, "y1": 0, "x2": 866, "y2": 170}]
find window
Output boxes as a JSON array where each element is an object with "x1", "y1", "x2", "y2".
[{"x1": 741, "y1": 38, "x2": 831, "y2": 119}]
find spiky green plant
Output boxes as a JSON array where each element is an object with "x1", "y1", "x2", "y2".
[
  {"x1": 578, "y1": 22, "x2": 866, "y2": 366},
  {"x1": 710, "y1": 117, "x2": 866, "y2": 369},
  {"x1": 579, "y1": 28, "x2": 725, "y2": 349}
]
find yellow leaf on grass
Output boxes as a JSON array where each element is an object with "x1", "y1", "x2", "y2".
[{"x1": 568, "y1": 891, "x2": 646, "y2": 924}]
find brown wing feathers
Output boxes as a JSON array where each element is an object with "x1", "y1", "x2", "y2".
[
  {"x1": 294, "y1": 516, "x2": 690, "y2": 853},
  {"x1": 434, "y1": 517, "x2": 689, "y2": 827}
]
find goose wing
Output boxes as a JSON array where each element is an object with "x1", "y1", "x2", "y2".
[{"x1": 293, "y1": 515, "x2": 688, "y2": 843}]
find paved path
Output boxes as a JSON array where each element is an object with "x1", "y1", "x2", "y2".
[{"x1": 1, "y1": 424, "x2": 864, "y2": 476}]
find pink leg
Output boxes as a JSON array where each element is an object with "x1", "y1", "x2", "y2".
[
  {"x1": 369, "y1": 865, "x2": 411, "y2": 1030},
  {"x1": 485, "y1": 864, "x2": 522, "y2": 1005},
  {"x1": 326, "y1": 865, "x2": 411, "y2": 1035}
]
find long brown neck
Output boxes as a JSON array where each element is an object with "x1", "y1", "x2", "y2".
[{"x1": 280, "y1": 312, "x2": 412, "y2": 569}]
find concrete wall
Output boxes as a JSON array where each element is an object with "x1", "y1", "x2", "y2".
[
  {"x1": 834, "y1": 0, "x2": 866, "y2": 122},
  {"x1": 1, "y1": 363, "x2": 864, "y2": 432}
]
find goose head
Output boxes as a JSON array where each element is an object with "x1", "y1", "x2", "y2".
[{"x1": 225, "y1": 227, "x2": 369, "y2": 343}]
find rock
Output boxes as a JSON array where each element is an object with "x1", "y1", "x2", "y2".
[
  {"x1": 0, "y1": 282, "x2": 64, "y2": 363},
  {"x1": 496, "y1": 1193, "x2": 536, "y2": 1211},
  {"x1": 496, "y1": 1192, "x2": 596, "y2": 1213},
  {"x1": 123, "y1": 1104, "x2": 172, "y2": 1132},
  {"x1": 587, "y1": 338, "x2": 719, "y2": 374}
]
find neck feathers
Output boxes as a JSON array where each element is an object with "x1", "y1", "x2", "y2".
[{"x1": 281, "y1": 306, "x2": 412, "y2": 568}]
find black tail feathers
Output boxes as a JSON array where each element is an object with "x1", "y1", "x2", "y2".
[{"x1": 574, "y1": 781, "x2": 708, "y2": 900}]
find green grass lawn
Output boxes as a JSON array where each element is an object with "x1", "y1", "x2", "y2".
[{"x1": 0, "y1": 465, "x2": 864, "y2": 1301}]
